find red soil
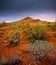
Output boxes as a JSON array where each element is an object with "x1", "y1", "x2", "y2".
[
  {"x1": 44, "y1": 30, "x2": 56, "y2": 48},
  {"x1": 0, "y1": 28, "x2": 30, "y2": 61},
  {"x1": 0, "y1": 27, "x2": 56, "y2": 65}
]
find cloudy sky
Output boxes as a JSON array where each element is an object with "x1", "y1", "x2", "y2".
[{"x1": 0, "y1": 0, "x2": 56, "y2": 22}]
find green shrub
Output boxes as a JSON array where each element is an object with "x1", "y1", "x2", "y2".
[
  {"x1": 0, "y1": 24, "x2": 3, "y2": 27},
  {"x1": 47, "y1": 22, "x2": 51, "y2": 27},
  {"x1": 5, "y1": 27, "x2": 20, "y2": 47},
  {"x1": 5, "y1": 29, "x2": 20, "y2": 47},
  {"x1": 28, "y1": 27, "x2": 45, "y2": 43},
  {"x1": 51, "y1": 22, "x2": 56, "y2": 30},
  {"x1": 9, "y1": 39, "x2": 20, "y2": 47},
  {"x1": 0, "y1": 22, "x2": 7, "y2": 27},
  {"x1": 23, "y1": 26, "x2": 46, "y2": 43},
  {"x1": 34, "y1": 26, "x2": 47, "y2": 33},
  {"x1": 9, "y1": 33, "x2": 20, "y2": 47}
]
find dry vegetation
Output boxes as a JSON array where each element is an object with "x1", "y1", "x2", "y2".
[{"x1": 0, "y1": 17, "x2": 56, "y2": 65}]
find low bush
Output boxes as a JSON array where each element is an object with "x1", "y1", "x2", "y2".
[
  {"x1": 9, "y1": 58, "x2": 21, "y2": 65},
  {"x1": 28, "y1": 30, "x2": 44, "y2": 43},
  {"x1": 9, "y1": 39, "x2": 20, "y2": 47},
  {"x1": 51, "y1": 22, "x2": 56, "y2": 30},
  {"x1": 27, "y1": 40, "x2": 56, "y2": 61},
  {"x1": 9, "y1": 52, "x2": 21, "y2": 65},
  {"x1": 0, "y1": 24, "x2": 4, "y2": 27},
  {"x1": 5, "y1": 29, "x2": 20, "y2": 47}
]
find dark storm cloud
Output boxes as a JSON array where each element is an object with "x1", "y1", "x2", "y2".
[
  {"x1": 0, "y1": 0, "x2": 56, "y2": 22},
  {"x1": 0, "y1": 0, "x2": 56, "y2": 11}
]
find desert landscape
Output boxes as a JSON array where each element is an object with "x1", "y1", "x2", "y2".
[{"x1": 0, "y1": 17, "x2": 56, "y2": 65}]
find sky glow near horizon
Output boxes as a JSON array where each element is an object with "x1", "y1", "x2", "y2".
[
  {"x1": 0, "y1": 0, "x2": 56, "y2": 22},
  {"x1": 0, "y1": 11, "x2": 56, "y2": 22}
]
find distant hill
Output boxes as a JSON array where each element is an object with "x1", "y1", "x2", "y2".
[{"x1": 0, "y1": 17, "x2": 56, "y2": 28}]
